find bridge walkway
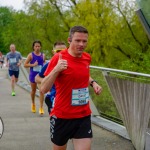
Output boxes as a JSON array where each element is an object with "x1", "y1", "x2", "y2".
[{"x1": 0, "y1": 67, "x2": 135, "y2": 150}]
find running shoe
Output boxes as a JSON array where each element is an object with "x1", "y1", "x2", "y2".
[
  {"x1": 11, "y1": 91, "x2": 16, "y2": 96},
  {"x1": 39, "y1": 107, "x2": 44, "y2": 115},
  {"x1": 31, "y1": 104, "x2": 36, "y2": 113}
]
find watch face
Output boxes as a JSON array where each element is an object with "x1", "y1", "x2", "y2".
[{"x1": 0, "y1": 117, "x2": 4, "y2": 139}]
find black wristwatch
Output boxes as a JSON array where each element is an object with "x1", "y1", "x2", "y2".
[{"x1": 90, "y1": 80, "x2": 97, "y2": 87}]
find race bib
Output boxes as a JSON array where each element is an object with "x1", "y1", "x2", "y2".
[
  {"x1": 71, "y1": 87, "x2": 89, "y2": 106},
  {"x1": 9, "y1": 58, "x2": 17, "y2": 63},
  {"x1": 33, "y1": 65, "x2": 42, "y2": 72}
]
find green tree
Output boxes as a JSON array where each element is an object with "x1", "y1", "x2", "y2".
[{"x1": 0, "y1": 7, "x2": 13, "y2": 54}]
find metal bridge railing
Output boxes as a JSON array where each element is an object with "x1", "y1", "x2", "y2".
[{"x1": 90, "y1": 65, "x2": 150, "y2": 150}]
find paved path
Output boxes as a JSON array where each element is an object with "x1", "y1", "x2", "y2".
[{"x1": 0, "y1": 67, "x2": 135, "y2": 150}]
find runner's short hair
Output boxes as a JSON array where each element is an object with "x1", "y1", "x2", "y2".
[
  {"x1": 69, "y1": 26, "x2": 88, "y2": 40},
  {"x1": 53, "y1": 41, "x2": 66, "y2": 48}
]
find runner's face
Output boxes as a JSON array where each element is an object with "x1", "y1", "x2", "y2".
[
  {"x1": 33, "y1": 43, "x2": 41, "y2": 52},
  {"x1": 69, "y1": 32, "x2": 88, "y2": 57},
  {"x1": 10, "y1": 45, "x2": 16, "y2": 53}
]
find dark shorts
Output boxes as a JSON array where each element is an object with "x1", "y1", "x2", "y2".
[
  {"x1": 45, "y1": 96, "x2": 53, "y2": 114},
  {"x1": 29, "y1": 72, "x2": 38, "y2": 83},
  {"x1": 9, "y1": 70, "x2": 19, "y2": 78},
  {"x1": 50, "y1": 115, "x2": 93, "y2": 146}
]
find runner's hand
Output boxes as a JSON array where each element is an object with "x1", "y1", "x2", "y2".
[
  {"x1": 93, "y1": 82, "x2": 102, "y2": 95},
  {"x1": 55, "y1": 54, "x2": 68, "y2": 72},
  {"x1": 33, "y1": 60, "x2": 38, "y2": 66}
]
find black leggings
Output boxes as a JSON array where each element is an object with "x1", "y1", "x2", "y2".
[{"x1": 45, "y1": 96, "x2": 53, "y2": 114}]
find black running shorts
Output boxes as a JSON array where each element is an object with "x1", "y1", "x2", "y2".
[
  {"x1": 9, "y1": 70, "x2": 19, "y2": 78},
  {"x1": 50, "y1": 115, "x2": 93, "y2": 146}
]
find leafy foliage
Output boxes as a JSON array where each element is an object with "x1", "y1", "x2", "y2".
[{"x1": 0, "y1": 0, "x2": 150, "y2": 120}]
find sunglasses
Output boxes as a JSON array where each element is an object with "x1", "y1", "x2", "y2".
[{"x1": 53, "y1": 49, "x2": 63, "y2": 53}]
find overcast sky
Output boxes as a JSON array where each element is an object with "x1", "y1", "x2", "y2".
[
  {"x1": 0, "y1": 0, "x2": 24, "y2": 10},
  {"x1": 0, "y1": 0, "x2": 136, "y2": 11}
]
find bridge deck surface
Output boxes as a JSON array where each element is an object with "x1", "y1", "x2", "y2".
[{"x1": 0, "y1": 67, "x2": 135, "y2": 150}]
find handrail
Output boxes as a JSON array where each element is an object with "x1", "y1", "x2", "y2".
[{"x1": 90, "y1": 65, "x2": 150, "y2": 78}]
